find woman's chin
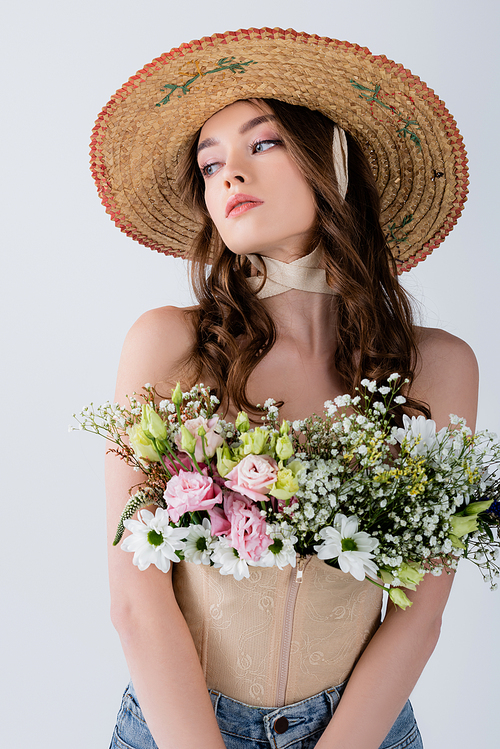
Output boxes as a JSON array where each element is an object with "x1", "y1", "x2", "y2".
[{"x1": 223, "y1": 238, "x2": 312, "y2": 261}]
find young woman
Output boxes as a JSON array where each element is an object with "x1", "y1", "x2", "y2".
[{"x1": 93, "y1": 29, "x2": 477, "y2": 749}]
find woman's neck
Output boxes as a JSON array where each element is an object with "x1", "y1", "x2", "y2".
[
  {"x1": 246, "y1": 247, "x2": 339, "y2": 357},
  {"x1": 262, "y1": 288, "x2": 339, "y2": 358}
]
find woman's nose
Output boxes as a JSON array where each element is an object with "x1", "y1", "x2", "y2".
[
  {"x1": 223, "y1": 171, "x2": 245, "y2": 188},
  {"x1": 222, "y1": 153, "x2": 248, "y2": 188}
]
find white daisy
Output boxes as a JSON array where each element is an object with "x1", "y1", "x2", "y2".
[
  {"x1": 393, "y1": 415, "x2": 446, "y2": 456},
  {"x1": 184, "y1": 518, "x2": 215, "y2": 565},
  {"x1": 254, "y1": 525, "x2": 298, "y2": 569},
  {"x1": 122, "y1": 508, "x2": 187, "y2": 573},
  {"x1": 314, "y1": 513, "x2": 379, "y2": 581},
  {"x1": 211, "y1": 538, "x2": 250, "y2": 580}
]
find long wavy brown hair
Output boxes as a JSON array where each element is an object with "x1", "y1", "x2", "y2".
[{"x1": 177, "y1": 99, "x2": 429, "y2": 421}]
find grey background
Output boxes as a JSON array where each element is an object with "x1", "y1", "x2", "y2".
[{"x1": 2, "y1": 1, "x2": 499, "y2": 746}]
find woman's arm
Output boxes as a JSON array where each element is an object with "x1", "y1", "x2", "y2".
[
  {"x1": 315, "y1": 328, "x2": 479, "y2": 749},
  {"x1": 107, "y1": 306, "x2": 226, "y2": 749}
]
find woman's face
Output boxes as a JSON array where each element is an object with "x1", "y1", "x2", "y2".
[{"x1": 197, "y1": 100, "x2": 316, "y2": 261}]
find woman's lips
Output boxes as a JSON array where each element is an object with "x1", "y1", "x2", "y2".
[{"x1": 225, "y1": 194, "x2": 264, "y2": 218}]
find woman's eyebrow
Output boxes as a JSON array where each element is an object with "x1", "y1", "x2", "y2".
[
  {"x1": 239, "y1": 114, "x2": 276, "y2": 134},
  {"x1": 197, "y1": 137, "x2": 218, "y2": 155},
  {"x1": 197, "y1": 115, "x2": 277, "y2": 155}
]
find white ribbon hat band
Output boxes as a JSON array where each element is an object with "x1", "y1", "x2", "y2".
[{"x1": 333, "y1": 126, "x2": 349, "y2": 200}]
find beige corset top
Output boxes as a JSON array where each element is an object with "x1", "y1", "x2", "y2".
[{"x1": 172, "y1": 555, "x2": 382, "y2": 708}]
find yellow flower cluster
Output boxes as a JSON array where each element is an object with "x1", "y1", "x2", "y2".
[
  {"x1": 464, "y1": 463, "x2": 481, "y2": 484},
  {"x1": 373, "y1": 456, "x2": 427, "y2": 496}
]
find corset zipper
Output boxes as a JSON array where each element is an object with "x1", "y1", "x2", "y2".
[{"x1": 275, "y1": 555, "x2": 312, "y2": 707}]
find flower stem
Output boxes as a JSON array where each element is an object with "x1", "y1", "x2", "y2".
[
  {"x1": 160, "y1": 454, "x2": 174, "y2": 479},
  {"x1": 365, "y1": 575, "x2": 389, "y2": 594},
  {"x1": 162, "y1": 439, "x2": 190, "y2": 472},
  {"x1": 188, "y1": 451, "x2": 203, "y2": 475}
]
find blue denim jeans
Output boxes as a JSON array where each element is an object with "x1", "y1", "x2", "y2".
[{"x1": 110, "y1": 681, "x2": 423, "y2": 749}]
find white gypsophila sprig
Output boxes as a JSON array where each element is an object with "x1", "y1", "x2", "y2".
[
  {"x1": 261, "y1": 397, "x2": 279, "y2": 427},
  {"x1": 217, "y1": 419, "x2": 237, "y2": 441},
  {"x1": 360, "y1": 379, "x2": 377, "y2": 393},
  {"x1": 289, "y1": 459, "x2": 344, "y2": 533}
]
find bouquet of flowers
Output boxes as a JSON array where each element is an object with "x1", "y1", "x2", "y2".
[{"x1": 72, "y1": 376, "x2": 500, "y2": 609}]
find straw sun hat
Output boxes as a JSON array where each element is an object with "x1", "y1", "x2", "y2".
[{"x1": 90, "y1": 27, "x2": 468, "y2": 272}]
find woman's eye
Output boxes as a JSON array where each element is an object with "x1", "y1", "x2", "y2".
[
  {"x1": 253, "y1": 139, "x2": 282, "y2": 153},
  {"x1": 200, "y1": 162, "x2": 220, "y2": 178}
]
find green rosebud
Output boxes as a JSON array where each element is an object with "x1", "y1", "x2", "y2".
[
  {"x1": 216, "y1": 444, "x2": 239, "y2": 478},
  {"x1": 275, "y1": 434, "x2": 294, "y2": 461},
  {"x1": 171, "y1": 382, "x2": 182, "y2": 406},
  {"x1": 378, "y1": 568, "x2": 395, "y2": 585},
  {"x1": 269, "y1": 459, "x2": 303, "y2": 500},
  {"x1": 388, "y1": 588, "x2": 413, "y2": 610},
  {"x1": 235, "y1": 411, "x2": 250, "y2": 433},
  {"x1": 464, "y1": 499, "x2": 493, "y2": 516},
  {"x1": 238, "y1": 428, "x2": 268, "y2": 456},
  {"x1": 141, "y1": 404, "x2": 167, "y2": 441},
  {"x1": 286, "y1": 459, "x2": 304, "y2": 476},
  {"x1": 127, "y1": 423, "x2": 161, "y2": 462},
  {"x1": 269, "y1": 468, "x2": 299, "y2": 500},
  {"x1": 180, "y1": 424, "x2": 197, "y2": 454},
  {"x1": 279, "y1": 419, "x2": 290, "y2": 436},
  {"x1": 197, "y1": 424, "x2": 207, "y2": 437},
  {"x1": 450, "y1": 514, "x2": 478, "y2": 539},
  {"x1": 396, "y1": 562, "x2": 425, "y2": 591},
  {"x1": 449, "y1": 534, "x2": 466, "y2": 550}
]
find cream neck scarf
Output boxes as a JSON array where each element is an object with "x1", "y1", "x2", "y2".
[{"x1": 246, "y1": 247, "x2": 336, "y2": 299}]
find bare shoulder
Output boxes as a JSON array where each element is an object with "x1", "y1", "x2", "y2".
[
  {"x1": 416, "y1": 326, "x2": 478, "y2": 376},
  {"x1": 125, "y1": 305, "x2": 196, "y2": 356},
  {"x1": 412, "y1": 326, "x2": 479, "y2": 429},
  {"x1": 114, "y1": 305, "x2": 198, "y2": 401}
]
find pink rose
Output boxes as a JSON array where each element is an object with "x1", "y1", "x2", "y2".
[
  {"x1": 175, "y1": 416, "x2": 224, "y2": 461},
  {"x1": 225, "y1": 493, "x2": 271, "y2": 562},
  {"x1": 164, "y1": 470, "x2": 221, "y2": 523},
  {"x1": 225, "y1": 454, "x2": 278, "y2": 502},
  {"x1": 207, "y1": 504, "x2": 231, "y2": 536}
]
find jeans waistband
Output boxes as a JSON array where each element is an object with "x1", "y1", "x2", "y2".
[{"x1": 209, "y1": 682, "x2": 347, "y2": 748}]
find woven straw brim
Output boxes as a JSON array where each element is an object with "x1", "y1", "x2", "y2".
[{"x1": 90, "y1": 27, "x2": 468, "y2": 272}]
